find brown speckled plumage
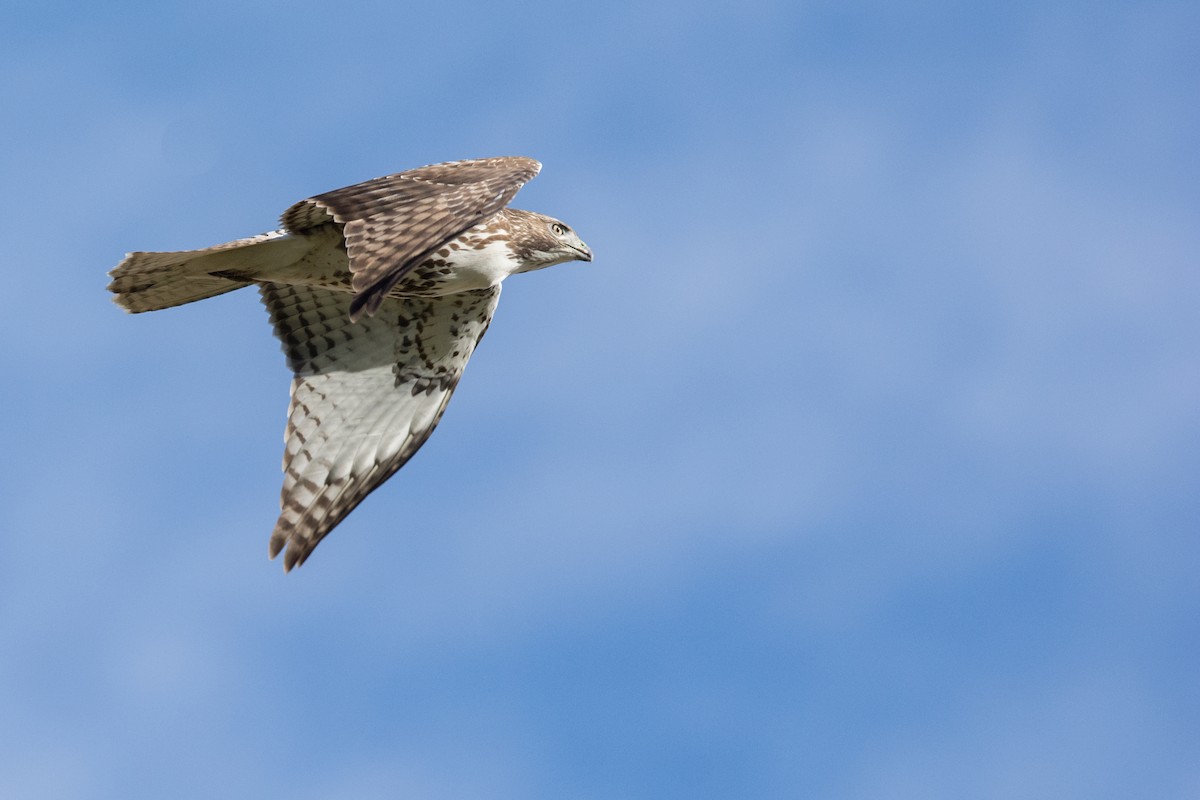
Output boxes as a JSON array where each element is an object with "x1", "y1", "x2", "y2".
[{"x1": 107, "y1": 157, "x2": 591, "y2": 571}]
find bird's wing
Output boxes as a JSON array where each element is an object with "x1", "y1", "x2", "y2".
[
  {"x1": 279, "y1": 156, "x2": 540, "y2": 320},
  {"x1": 259, "y1": 281, "x2": 502, "y2": 571}
]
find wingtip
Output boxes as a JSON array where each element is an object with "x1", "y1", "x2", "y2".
[
  {"x1": 269, "y1": 529, "x2": 310, "y2": 573},
  {"x1": 348, "y1": 286, "x2": 384, "y2": 322},
  {"x1": 268, "y1": 532, "x2": 291, "y2": 572},
  {"x1": 269, "y1": 545, "x2": 300, "y2": 574},
  {"x1": 283, "y1": 548, "x2": 305, "y2": 572}
]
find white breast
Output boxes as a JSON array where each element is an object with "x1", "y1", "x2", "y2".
[{"x1": 438, "y1": 239, "x2": 520, "y2": 291}]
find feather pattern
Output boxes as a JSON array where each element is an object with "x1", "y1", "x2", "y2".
[
  {"x1": 259, "y1": 281, "x2": 501, "y2": 571},
  {"x1": 108, "y1": 156, "x2": 591, "y2": 570},
  {"x1": 280, "y1": 156, "x2": 540, "y2": 320},
  {"x1": 108, "y1": 230, "x2": 303, "y2": 312}
]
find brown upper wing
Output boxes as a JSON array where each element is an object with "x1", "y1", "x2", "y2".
[{"x1": 280, "y1": 156, "x2": 540, "y2": 320}]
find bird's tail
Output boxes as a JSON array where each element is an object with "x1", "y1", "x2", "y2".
[{"x1": 108, "y1": 229, "x2": 304, "y2": 313}]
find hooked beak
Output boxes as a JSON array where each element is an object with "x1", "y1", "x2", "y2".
[{"x1": 571, "y1": 241, "x2": 593, "y2": 262}]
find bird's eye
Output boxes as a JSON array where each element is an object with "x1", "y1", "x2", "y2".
[{"x1": 550, "y1": 223, "x2": 567, "y2": 236}]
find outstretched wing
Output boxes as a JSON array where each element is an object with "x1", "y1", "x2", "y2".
[
  {"x1": 259, "y1": 282, "x2": 502, "y2": 571},
  {"x1": 280, "y1": 156, "x2": 540, "y2": 320}
]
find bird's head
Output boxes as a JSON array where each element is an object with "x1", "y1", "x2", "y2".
[{"x1": 504, "y1": 209, "x2": 592, "y2": 272}]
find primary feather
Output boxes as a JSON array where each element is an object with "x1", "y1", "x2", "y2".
[{"x1": 108, "y1": 157, "x2": 592, "y2": 570}]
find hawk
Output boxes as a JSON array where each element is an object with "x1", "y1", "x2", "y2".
[{"x1": 109, "y1": 156, "x2": 591, "y2": 571}]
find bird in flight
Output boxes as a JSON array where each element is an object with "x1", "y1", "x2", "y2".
[{"x1": 109, "y1": 156, "x2": 591, "y2": 571}]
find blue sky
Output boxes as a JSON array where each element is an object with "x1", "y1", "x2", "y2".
[{"x1": 1, "y1": 1, "x2": 1197, "y2": 797}]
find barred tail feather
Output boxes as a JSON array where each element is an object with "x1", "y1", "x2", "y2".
[{"x1": 107, "y1": 229, "x2": 303, "y2": 313}]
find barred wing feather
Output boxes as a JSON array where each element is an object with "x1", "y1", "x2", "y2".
[
  {"x1": 259, "y1": 282, "x2": 501, "y2": 570},
  {"x1": 280, "y1": 156, "x2": 539, "y2": 320}
]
